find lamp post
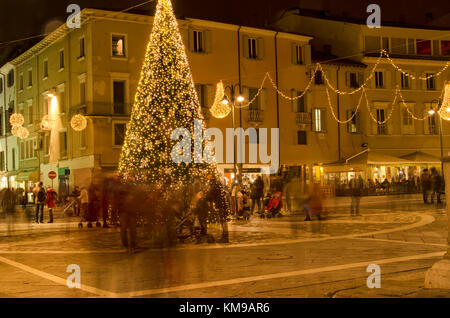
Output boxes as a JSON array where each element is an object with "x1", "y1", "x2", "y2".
[
  {"x1": 430, "y1": 99, "x2": 444, "y2": 173},
  {"x1": 221, "y1": 84, "x2": 245, "y2": 188}
]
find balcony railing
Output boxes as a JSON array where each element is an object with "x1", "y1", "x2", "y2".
[
  {"x1": 247, "y1": 109, "x2": 264, "y2": 123},
  {"x1": 295, "y1": 112, "x2": 311, "y2": 125}
]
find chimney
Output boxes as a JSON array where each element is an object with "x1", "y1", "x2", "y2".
[{"x1": 324, "y1": 44, "x2": 332, "y2": 55}]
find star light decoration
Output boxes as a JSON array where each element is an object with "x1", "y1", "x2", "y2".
[
  {"x1": 117, "y1": 0, "x2": 221, "y2": 192},
  {"x1": 209, "y1": 81, "x2": 231, "y2": 119},
  {"x1": 70, "y1": 114, "x2": 88, "y2": 131}
]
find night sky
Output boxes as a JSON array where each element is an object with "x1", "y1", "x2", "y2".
[{"x1": 0, "y1": 0, "x2": 449, "y2": 62}]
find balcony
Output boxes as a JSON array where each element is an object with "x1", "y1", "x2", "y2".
[
  {"x1": 295, "y1": 112, "x2": 311, "y2": 126},
  {"x1": 246, "y1": 109, "x2": 264, "y2": 124}
]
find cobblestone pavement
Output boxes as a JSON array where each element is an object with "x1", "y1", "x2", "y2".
[{"x1": 0, "y1": 194, "x2": 449, "y2": 298}]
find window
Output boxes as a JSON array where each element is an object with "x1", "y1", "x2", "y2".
[
  {"x1": 59, "y1": 131, "x2": 67, "y2": 157},
  {"x1": 0, "y1": 152, "x2": 4, "y2": 171},
  {"x1": 79, "y1": 37, "x2": 85, "y2": 58},
  {"x1": 80, "y1": 129, "x2": 87, "y2": 149},
  {"x1": 44, "y1": 134, "x2": 50, "y2": 155},
  {"x1": 315, "y1": 70, "x2": 324, "y2": 85},
  {"x1": 391, "y1": 38, "x2": 407, "y2": 54},
  {"x1": 347, "y1": 72, "x2": 361, "y2": 88},
  {"x1": 248, "y1": 88, "x2": 260, "y2": 110},
  {"x1": 43, "y1": 97, "x2": 49, "y2": 116},
  {"x1": 382, "y1": 37, "x2": 389, "y2": 52},
  {"x1": 416, "y1": 40, "x2": 431, "y2": 55},
  {"x1": 20, "y1": 142, "x2": 24, "y2": 160},
  {"x1": 401, "y1": 106, "x2": 414, "y2": 135},
  {"x1": 114, "y1": 123, "x2": 126, "y2": 146},
  {"x1": 294, "y1": 91, "x2": 305, "y2": 113},
  {"x1": 113, "y1": 81, "x2": 126, "y2": 114},
  {"x1": 80, "y1": 81, "x2": 86, "y2": 105},
  {"x1": 312, "y1": 108, "x2": 326, "y2": 133},
  {"x1": 43, "y1": 60, "x2": 48, "y2": 78},
  {"x1": 7, "y1": 104, "x2": 13, "y2": 133},
  {"x1": 376, "y1": 109, "x2": 387, "y2": 135},
  {"x1": 12, "y1": 148, "x2": 16, "y2": 170},
  {"x1": 7, "y1": 70, "x2": 14, "y2": 87},
  {"x1": 347, "y1": 110, "x2": 360, "y2": 133},
  {"x1": 293, "y1": 45, "x2": 303, "y2": 65},
  {"x1": 59, "y1": 50, "x2": 65, "y2": 69},
  {"x1": 112, "y1": 35, "x2": 126, "y2": 57},
  {"x1": 195, "y1": 84, "x2": 207, "y2": 107},
  {"x1": 27, "y1": 101, "x2": 33, "y2": 125},
  {"x1": 375, "y1": 71, "x2": 384, "y2": 88},
  {"x1": 19, "y1": 73, "x2": 23, "y2": 91},
  {"x1": 426, "y1": 74, "x2": 436, "y2": 90},
  {"x1": 193, "y1": 30, "x2": 204, "y2": 53},
  {"x1": 407, "y1": 39, "x2": 415, "y2": 55},
  {"x1": 297, "y1": 131, "x2": 307, "y2": 145},
  {"x1": 248, "y1": 38, "x2": 257, "y2": 59},
  {"x1": 401, "y1": 73, "x2": 410, "y2": 89},
  {"x1": 0, "y1": 113, "x2": 3, "y2": 136},
  {"x1": 433, "y1": 40, "x2": 440, "y2": 56},
  {"x1": 28, "y1": 69, "x2": 32, "y2": 86},
  {"x1": 427, "y1": 113, "x2": 438, "y2": 135},
  {"x1": 365, "y1": 36, "x2": 380, "y2": 53},
  {"x1": 441, "y1": 41, "x2": 450, "y2": 56},
  {"x1": 0, "y1": 77, "x2": 3, "y2": 94}
]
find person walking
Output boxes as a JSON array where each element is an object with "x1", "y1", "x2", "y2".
[
  {"x1": 71, "y1": 186, "x2": 81, "y2": 216},
  {"x1": 349, "y1": 174, "x2": 364, "y2": 216},
  {"x1": 35, "y1": 182, "x2": 46, "y2": 223},
  {"x1": 78, "y1": 186, "x2": 89, "y2": 220},
  {"x1": 45, "y1": 186, "x2": 57, "y2": 223},
  {"x1": 421, "y1": 169, "x2": 432, "y2": 204},
  {"x1": 430, "y1": 167, "x2": 442, "y2": 204},
  {"x1": 250, "y1": 176, "x2": 264, "y2": 215}
]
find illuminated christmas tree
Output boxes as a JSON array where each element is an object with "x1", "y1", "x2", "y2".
[{"x1": 118, "y1": 0, "x2": 215, "y2": 190}]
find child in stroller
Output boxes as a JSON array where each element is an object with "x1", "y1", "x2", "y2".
[
  {"x1": 261, "y1": 190, "x2": 283, "y2": 218},
  {"x1": 236, "y1": 191, "x2": 251, "y2": 220}
]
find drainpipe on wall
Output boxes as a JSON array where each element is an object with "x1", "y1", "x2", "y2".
[
  {"x1": 337, "y1": 65, "x2": 341, "y2": 161},
  {"x1": 274, "y1": 32, "x2": 280, "y2": 173},
  {"x1": 0, "y1": 72, "x2": 9, "y2": 188}
]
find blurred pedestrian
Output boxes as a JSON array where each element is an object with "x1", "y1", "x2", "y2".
[
  {"x1": 430, "y1": 167, "x2": 442, "y2": 204},
  {"x1": 119, "y1": 182, "x2": 137, "y2": 253},
  {"x1": 250, "y1": 176, "x2": 264, "y2": 215},
  {"x1": 194, "y1": 190, "x2": 209, "y2": 236},
  {"x1": 35, "y1": 182, "x2": 46, "y2": 223},
  {"x1": 100, "y1": 179, "x2": 111, "y2": 228},
  {"x1": 71, "y1": 186, "x2": 81, "y2": 216},
  {"x1": 421, "y1": 169, "x2": 432, "y2": 204},
  {"x1": 78, "y1": 186, "x2": 89, "y2": 220},
  {"x1": 349, "y1": 174, "x2": 364, "y2": 216},
  {"x1": 45, "y1": 185, "x2": 57, "y2": 223},
  {"x1": 304, "y1": 183, "x2": 323, "y2": 221}
]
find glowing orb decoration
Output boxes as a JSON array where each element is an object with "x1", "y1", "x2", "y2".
[
  {"x1": 16, "y1": 126, "x2": 30, "y2": 139},
  {"x1": 10, "y1": 113, "x2": 25, "y2": 127},
  {"x1": 210, "y1": 81, "x2": 231, "y2": 119},
  {"x1": 40, "y1": 115, "x2": 53, "y2": 131},
  {"x1": 11, "y1": 126, "x2": 19, "y2": 136},
  {"x1": 70, "y1": 114, "x2": 88, "y2": 131},
  {"x1": 439, "y1": 83, "x2": 450, "y2": 121}
]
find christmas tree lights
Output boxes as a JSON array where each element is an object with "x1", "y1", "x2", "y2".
[{"x1": 118, "y1": 0, "x2": 217, "y2": 190}]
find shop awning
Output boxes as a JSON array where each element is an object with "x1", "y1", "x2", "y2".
[
  {"x1": 326, "y1": 149, "x2": 414, "y2": 167},
  {"x1": 16, "y1": 170, "x2": 39, "y2": 182},
  {"x1": 399, "y1": 151, "x2": 441, "y2": 164}
]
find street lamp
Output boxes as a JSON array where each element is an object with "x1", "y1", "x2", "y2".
[
  {"x1": 222, "y1": 84, "x2": 245, "y2": 187},
  {"x1": 431, "y1": 99, "x2": 444, "y2": 173}
]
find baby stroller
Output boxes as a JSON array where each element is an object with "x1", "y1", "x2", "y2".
[
  {"x1": 78, "y1": 201, "x2": 101, "y2": 229},
  {"x1": 261, "y1": 191, "x2": 283, "y2": 218}
]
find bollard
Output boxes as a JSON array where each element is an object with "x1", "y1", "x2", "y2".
[{"x1": 425, "y1": 156, "x2": 450, "y2": 289}]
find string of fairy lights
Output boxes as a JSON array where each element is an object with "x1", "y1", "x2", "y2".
[{"x1": 210, "y1": 49, "x2": 450, "y2": 125}]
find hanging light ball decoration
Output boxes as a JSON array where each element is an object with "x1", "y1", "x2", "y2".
[
  {"x1": 10, "y1": 113, "x2": 25, "y2": 127},
  {"x1": 40, "y1": 115, "x2": 53, "y2": 131},
  {"x1": 70, "y1": 114, "x2": 88, "y2": 131},
  {"x1": 210, "y1": 81, "x2": 232, "y2": 119},
  {"x1": 16, "y1": 126, "x2": 30, "y2": 139},
  {"x1": 438, "y1": 83, "x2": 450, "y2": 121},
  {"x1": 11, "y1": 126, "x2": 19, "y2": 136}
]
